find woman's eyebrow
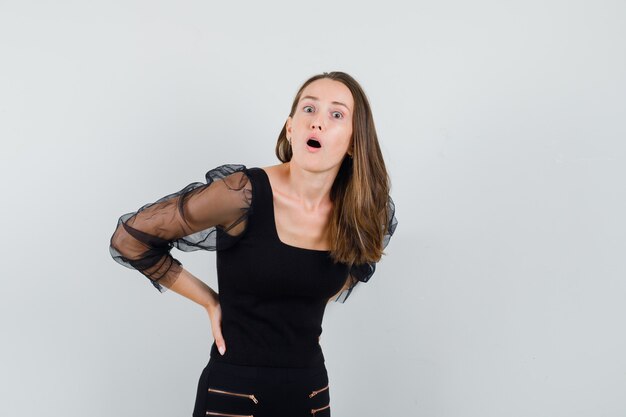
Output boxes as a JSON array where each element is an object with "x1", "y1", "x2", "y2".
[{"x1": 300, "y1": 95, "x2": 351, "y2": 112}]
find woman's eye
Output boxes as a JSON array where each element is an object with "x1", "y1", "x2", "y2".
[{"x1": 302, "y1": 106, "x2": 342, "y2": 119}]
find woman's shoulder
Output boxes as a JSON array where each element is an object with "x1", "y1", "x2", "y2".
[
  {"x1": 256, "y1": 163, "x2": 286, "y2": 181},
  {"x1": 202, "y1": 163, "x2": 286, "y2": 205},
  {"x1": 203, "y1": 163, "x2": 270, "y2": 192},
  {"x1": 206, "y1": 163, "x2": 284, "y2": 179},
  {"x1": 246, "y1": 163, "x2": 294, "y2": 199},
  {"x1": 204, "y1": 163, "x2": 249, "y2": 183}
]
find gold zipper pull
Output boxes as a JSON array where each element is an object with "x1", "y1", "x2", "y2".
[
  {"x1": 311, "y1": 403, "x2": 330, "y2": 415},
  {"x1": 308, "y1": 384, "x2": 329, "y2": 398},
  {"x1": 206, "y1": 412, "x2": 253, "y2": 417},
  {"x1": 208, "y1": 388, "x2": 259, "y2": 404}
]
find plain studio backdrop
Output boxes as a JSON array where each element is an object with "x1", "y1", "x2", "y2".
[{"x1": 1, "y1": 1, "x2": 624, "y2": 416}]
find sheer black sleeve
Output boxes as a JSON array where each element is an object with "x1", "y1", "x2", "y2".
[
  {"x1": 333, "y1": 195, "x2": 398, "y2": 303},
  {"x1": 109, "y1": 164, "x2": 252, "y2": 293}
]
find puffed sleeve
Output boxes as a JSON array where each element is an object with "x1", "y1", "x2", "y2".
[
  {"x1": 333, "y1": 195, "x2": 398, "y2": 303},
  {"x1": 109, "y1": 164, "x2": 252, "y2": 293}
]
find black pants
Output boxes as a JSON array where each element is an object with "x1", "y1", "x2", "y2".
[{"x1": 192, "y1": 357, "x2": 331, "y2": 417}]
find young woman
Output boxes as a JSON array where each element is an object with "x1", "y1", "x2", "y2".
[{"x1": 109, "y1": 71, "x2": 397, "y2": 417}]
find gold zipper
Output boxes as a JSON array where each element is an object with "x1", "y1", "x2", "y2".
[
  {"x1": 205, "y1": 411, "x2": 253, "y2": 417},
  {"x1": 208, "y1": 387, "x2": 259, "y2": 404},
  {"x1": 311, "y1": 403, "x2": 330, "y2": 415},
  {"x1": 309, "y1": 384, "x2": 329, "y2": 398}
]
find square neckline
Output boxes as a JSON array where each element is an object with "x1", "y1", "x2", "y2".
[{"x1": 257, "y1": 167, "x2": 331, "y2": 254}]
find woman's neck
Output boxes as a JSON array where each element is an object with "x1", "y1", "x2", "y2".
[{"x1": 280, "y1": 162, "x2": 335, "y2": 211}]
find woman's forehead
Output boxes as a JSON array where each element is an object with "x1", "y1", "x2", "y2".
[{"x1": 300, "y1": 79, "x2": 353, "y2": 108}]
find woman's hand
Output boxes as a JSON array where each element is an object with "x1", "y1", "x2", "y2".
[
  {"x1": 159, "y1": 268, "x2": 226, "y2": 354},
  {"x1": 205, "y1": 294, "x2": 226, "y2": 355}
]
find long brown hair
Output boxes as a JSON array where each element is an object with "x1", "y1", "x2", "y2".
[{"x1": 275, "y1": 71, "x2": 391, "y2": 267}]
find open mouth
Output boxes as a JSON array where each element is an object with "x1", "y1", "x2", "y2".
[{"x1": 307, "y1": 138, "x2": 321, "y2": 148}]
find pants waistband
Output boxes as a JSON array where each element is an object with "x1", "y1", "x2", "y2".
[{"x1": 207, "y1": 357, "x2": 327, "y2": 382}]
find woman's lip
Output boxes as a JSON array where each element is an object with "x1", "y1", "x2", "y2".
[
  {"x1": 306, "y1": 143, "x2": 322, "y2": 153},
  {"x1": 308, "y1": 136, "x2": 323, "y2": 146}
]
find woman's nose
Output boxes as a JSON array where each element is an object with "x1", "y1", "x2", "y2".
[
  {"x1": 310, "y1": 119, "x2": 323, "y2": 130},
  {"x1": 310, "y1": 112, "x2": 324, "y2": 130}
]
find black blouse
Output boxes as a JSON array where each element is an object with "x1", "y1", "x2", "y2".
[{"x1": 109, "y1": 164, "x2": 397, "y2": 367}]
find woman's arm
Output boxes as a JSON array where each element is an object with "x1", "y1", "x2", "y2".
[
  {"x1": 168, "y1": 267, "x2": 219, "y2": 309},
  {"x1": 168, "y1": 266, "x2": 227, "y2": 355},
  {"x1": 109, "y1": 165, "x2": 252, "y2": 292}
]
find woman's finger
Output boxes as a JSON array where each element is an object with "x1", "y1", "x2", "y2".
[{"x1": 208, "y1": 304, "x2": 226, "y2": 355}]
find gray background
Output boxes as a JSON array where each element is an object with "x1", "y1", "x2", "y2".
[{"x1": 1, "y1": 1, "x2": 625, "y2": 416}]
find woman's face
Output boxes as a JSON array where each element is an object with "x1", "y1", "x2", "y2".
[{"x1": 286, "y1": 78, "x2": 354, "y2": 174}]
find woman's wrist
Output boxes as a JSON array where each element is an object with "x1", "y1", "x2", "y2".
[{"x1": 203, "y1": 288, "x2": 219, "y2": 311}]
